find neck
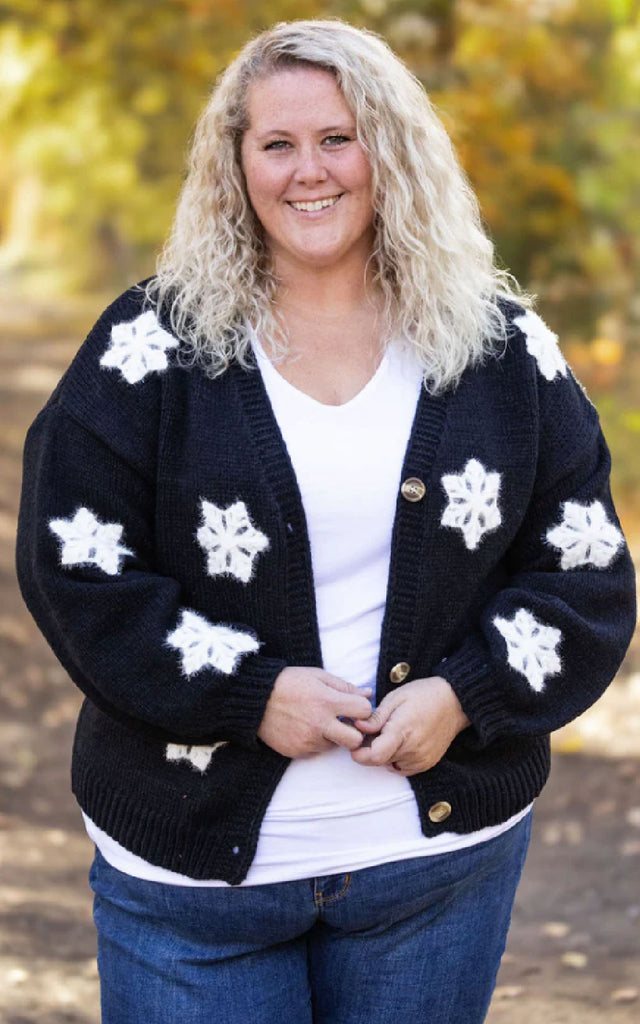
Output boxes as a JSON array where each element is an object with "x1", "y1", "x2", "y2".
[
  {"x1": 271, "y1": 248, "x2": 380, "y2": 321},
  {"x1": 277, "y1": 285, "x2": 381, "y2": 325}
]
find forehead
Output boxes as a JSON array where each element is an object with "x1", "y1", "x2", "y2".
[{"x1": 244, "y1": 67, "x2": 355, "y2": 131}]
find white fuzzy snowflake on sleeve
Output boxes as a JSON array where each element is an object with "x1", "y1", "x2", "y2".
[
  {"x1": 440, "y1": 458, "x2": 502, "y2": 550},
  {"x1": 513, "y1": 310, "x2": 567, "y2": 382},
  {"x1": 165, "y1": 742, "x2": 228, "y2": 773},
  {"x1": 49, "y1": 507, "x2": 133, "y2": 575},
  {"x1": 196, "y1": 499, "x2": 269, "y2": 583},
  {"x1": 165, "y1": 609, "x2": 260, "y2": 677},
  {"x1": 546, "y1": 500, "x2": 624, "y2": 570},
  {"x1": 100, "y1": 310, "x2": 178, "y2": 384},
  {"x1": 493, "y1": 608, "x2": 562, "y2": 693}
]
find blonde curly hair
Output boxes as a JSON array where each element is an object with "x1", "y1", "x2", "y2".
[{"x1": 143, "y1": 18, "x2": 531, "y2": 393}]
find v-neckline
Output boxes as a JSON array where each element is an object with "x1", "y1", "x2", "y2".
[{"x1": 249, "y1": 328, "x2": 390, "y2": 413}]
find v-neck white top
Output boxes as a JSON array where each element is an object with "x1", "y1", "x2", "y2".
[
  {"x1": 83, "y1": 332, "x2": 531, "y2": 885},
  {"x1": 256, "y1": 333, "x2": 419, "y2": 694}
]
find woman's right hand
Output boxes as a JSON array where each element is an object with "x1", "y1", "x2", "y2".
[{"x1": 257, "y1": 666, "x2": 373, "y2": 758}]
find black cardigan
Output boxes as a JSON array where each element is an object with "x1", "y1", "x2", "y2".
[{"x1": 16, "y1": 283, "x2": 636, "y2": 883}]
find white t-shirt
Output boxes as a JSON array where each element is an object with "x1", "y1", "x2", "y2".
[{"x1": 84, "y1": 333, "x2": 532, "y2": 884}]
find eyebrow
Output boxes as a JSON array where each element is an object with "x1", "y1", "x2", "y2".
[{"x1": 254, "y1": 125, "x2": 356, "y2": 140}]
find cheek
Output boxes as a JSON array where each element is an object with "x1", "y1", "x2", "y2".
[
  {"x1": 244, "y1": 158, "x2": 286, "y2": 208},
  {"x1": 344, "y1": 152, "x2": 373, "y2": 195}
]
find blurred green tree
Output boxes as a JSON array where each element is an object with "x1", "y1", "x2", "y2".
[{"x1": 1, "y1": 0, "x2": 638, "y2": 309}]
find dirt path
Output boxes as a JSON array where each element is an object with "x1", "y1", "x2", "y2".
[{"x1": 1, "y1": 300, "x2": 638, "y2": 1023}]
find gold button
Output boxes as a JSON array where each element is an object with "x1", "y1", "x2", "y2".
[
  {"x1": 428, "y1": 801, "x2": 452, "y2": 823},
  {"x1": 389, "y1": 661, "x2": 410, "y2": 684},
  {"x1": 401, "y1": 477, "x2": 426, "y2": 502}
]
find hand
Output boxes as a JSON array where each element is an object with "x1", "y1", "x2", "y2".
[
  {"x1": 350, "y1": 676, "x2": 470, "y2": 776},
  {"x1": 257, "y1": 666, "x2": 373, "y2": 759}
]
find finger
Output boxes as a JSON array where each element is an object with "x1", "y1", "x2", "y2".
[
  {"x1": 321, "y1": 672, "x2": 373, "y2": 698},
  {"x1": 329, "y1": 691, "x2": 374, "y2": 721},
  {"x1": 353, "y1": 699, "x2": 395, "y2": 733},
  {"x1": 352, "y1": 708, "x2": 380, "y2": 733},
  {"x1": 351, "y1": 726, "x2": 402, "y2": 766},
  {"x1": 353, "y1": 719, "x2": 378, "y2": 733},
  {"x1": 323, "y1": 718, "x2": 367, "y2": 751}
]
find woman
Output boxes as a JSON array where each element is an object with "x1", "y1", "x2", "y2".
[{"x1": 16, "y1": 18, "x2": 636, "y2": 1024}]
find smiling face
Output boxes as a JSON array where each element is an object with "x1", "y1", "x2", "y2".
[{"x1": 240, "y1": 66, "x2": 375, "y2": 276}]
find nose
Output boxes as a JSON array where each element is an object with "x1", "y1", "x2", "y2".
[{"x1": 293, "y1": 144, "x2": 329, "y2": 185}]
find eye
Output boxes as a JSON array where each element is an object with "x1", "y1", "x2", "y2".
[
  {"x1": 264, "y1": 140, "x2": 291, "y2": 151},
  {"x1": 323, "y1": 135, "x2": 351, "y2": 146}
]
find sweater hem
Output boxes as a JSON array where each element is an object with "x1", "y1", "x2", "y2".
[
  {"x1": 72, "y1": 761, "x2": 287, "y2": 884},
  {"x1": 73, "y1": 737, "x2": 550, "y2": 883},
  {"x1": 411, "y1": 736, "x2": 550, "y2": 837}
]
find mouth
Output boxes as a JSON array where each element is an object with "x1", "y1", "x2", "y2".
[{"x1": 286, "y1": 194, "x2": 344, "y2": 212}]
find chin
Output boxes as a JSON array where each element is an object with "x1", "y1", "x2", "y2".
[
  {"x1": 293, "y1": 244, "x2": 355, "y2": 268},
  {"x1": 299, "y1": 251, "x2": 344, "y2": 266}
]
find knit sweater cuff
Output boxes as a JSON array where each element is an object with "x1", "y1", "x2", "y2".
[
  {"x1": 219, "y1": 654, "x2": 288, "y2": 748},
  {"x1": 433, "y1": 638, "x2": 511, "y2": 746}
]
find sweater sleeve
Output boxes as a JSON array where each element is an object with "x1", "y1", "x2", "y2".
[
  {"x1": 16, "y1": 318, "x2": 287, "y2": 750},
  {"x1": 434, "y1": 315, "x2": 636, "y2": 746}
]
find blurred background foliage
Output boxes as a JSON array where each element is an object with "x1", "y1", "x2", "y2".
[{"x1": 1, "y1": 0, "x2": 639, "y2": 517}]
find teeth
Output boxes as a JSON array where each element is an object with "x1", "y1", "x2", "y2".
[{"x1": 289, "y1": 196, "x2": 341, "y2": 212}]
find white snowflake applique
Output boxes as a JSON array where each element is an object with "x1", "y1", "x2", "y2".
[
  {"x1": 48, "y1": 507, "x2": 133, "y2": 575},
  {"x1": 513, "y1": 310, "x2": 567, "y2": 382},
  {"x1": 196, "y1": 499, "x2": 269, "y2": 584},
  {"x1": 165, "y1": 609, "x2": 260, "y2": 677},
  {"x1": 100, "y1": 310, "x2": 178, "y2": 384},
  {"x1": 493, "y1": 608, "x2": 562, "y2": 693},
  {"x1": 546, "y1": 500, "x2": 624, "y2": 570},
  {"x1": 165, "y1": 742, "x2": 228, "y2": 773},
  {"x1": 440, "y1": 458, "x2": 502, "y2": 550}
]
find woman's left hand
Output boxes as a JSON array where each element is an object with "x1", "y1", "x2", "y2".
[{"x1": 350, "y1": 676, "x2": 470, "y2": 775}]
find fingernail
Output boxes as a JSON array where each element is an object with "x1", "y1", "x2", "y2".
[{"x1": 362, "y1": 687, "x2": 373, "y2": 695}]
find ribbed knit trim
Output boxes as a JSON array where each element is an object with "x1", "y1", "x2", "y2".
[
  {"x1": 433, "y1": 638, "x2": 515, "y2": 746},
  {"x1": 74, "y1": 731, "x2": 549, "y2": 880},
  {"x1": 232, "y1": 357, "x2": 324, "y2": 669},
  {"x1": 211, "y1": 653, "x2": 289, "y2": 747},
  {"x1": 376, "y1": 386, "x2": 450, "y2": 700},
  {"x1": 410, "y1": 736, "x2": 550, "y2": 835}
]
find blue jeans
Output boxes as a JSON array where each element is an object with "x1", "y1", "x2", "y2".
[{"x1": 89, "y1": 809, "x2": 532, "y2": 1024}]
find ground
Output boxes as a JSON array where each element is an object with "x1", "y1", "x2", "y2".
[{"x1": 0, "y1": 297, "x2": 638, "y2": 1023}]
